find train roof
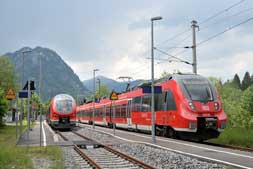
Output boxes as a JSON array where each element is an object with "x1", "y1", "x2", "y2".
[
  {"x1": 78, "y1": 73, "x2": 209, "y2": 108},
  {"x1": 158, "y1": 73, "x2": 207, "y2": 82}
]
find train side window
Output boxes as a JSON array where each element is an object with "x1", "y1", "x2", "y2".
[
  {"x1": 132, "y1": 96, "x2": 141, "y2": 112},
  {"x1": 142, "y1": 95, "x2": 151, "y2": 112},
  {"x1": 166, "y1": 90, "x2": 177, "y2": 110},
  {"x1": 127, "y1": 100, "x2": 132, "y2": 118},
  {"x1": 155, "y1": 92, "x2": 166, "y2": 111},
  {"x1": 115, "y1": 105, "x2": 121, "y2": 117},
  {"x1": 121, "y1": 104, "x2": 127, "y2": 117},
  {"x1": 106, "y1": 106, "x2": 110, "y2": 117}
]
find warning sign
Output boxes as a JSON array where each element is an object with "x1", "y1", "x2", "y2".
[
  {"x1": 110, "y1": 91, "x2": 118, "y2": 100},
  {"x1": 6, "y1": 88, "x2": 16, "y2": 100}
]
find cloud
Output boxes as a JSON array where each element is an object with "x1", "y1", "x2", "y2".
[
  {"x1": 198, "y1": 51, "x2": 253, "y2": 80},
  {"x1": 0, "y1": 0, "x2": 252, "y2": 82}
]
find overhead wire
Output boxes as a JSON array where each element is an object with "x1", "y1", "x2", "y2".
[
  {"x1": 199, "y1": 0, "x2": 246, "y2": 25},
  {"x1": 124, "y1": 0, "x2": 248, "y2": 80},
  {"x1": 197, "y1": 17, "x2": 253, "y2": 46},
  {"x1": 200, "y1": 7, "x2": 253, "y2": 32},
  {"x1": 156, "y1": 0, "x2": 246, "y2": 47}
]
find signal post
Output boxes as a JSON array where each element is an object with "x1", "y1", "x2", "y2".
[{"x1": 110, "y1": 91, "x2": 118, "y2": 135}]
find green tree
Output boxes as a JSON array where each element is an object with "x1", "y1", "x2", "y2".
[
  {"x1": 241, "y1": 71, "x2": 251, "y2": 90},
  {"x1": 32, "y1": 93, "x2": 42, "y2": 108},
  {"x1": 0, "y1": 87, "x2": 8, "y2": 126},
  {"x1": 96, "y1": 84, "x2": 111, "y2": 98},
  {"x1": 208, "y1": 77, "x2": 222, "y2": 93},
  {"x1": 0, "y1": 56, "x2": 17, "y2": 93},
  {"x1": 241, "y1": 86, "x2": 253, "y2": 116},
  {"x1": 160, "y1": 71, "x2": 169, "y2": 79},
  {"x1": 232, "y1": 73, "x2": 241, "y2": 89}
]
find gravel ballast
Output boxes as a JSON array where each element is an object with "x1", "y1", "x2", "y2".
[
  {"x1": 112, "y1": 143, "x2": 226, "y2": 169},
  {"x1": 76, "y1": 126, "x2": 231, "y2": 169}
]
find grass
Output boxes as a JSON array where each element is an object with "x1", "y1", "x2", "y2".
[
  {"x1": 0, "y1": 125, "x2": 63, "y2": 169},
  {"x1": 209, "y1": 127, "x2": 253, "y2": 148}
]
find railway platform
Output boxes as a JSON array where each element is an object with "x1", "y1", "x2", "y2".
[{"x1": 17, "y1": 121, "x2": 55, "y2": 146}]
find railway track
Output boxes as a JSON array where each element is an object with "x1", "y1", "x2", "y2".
[
  {"x1": 57, "y1": 130, "x2": 155, "y2": 169},
  {"x1": 78, "y1": 123, "x2": 253, "y2": 153}
]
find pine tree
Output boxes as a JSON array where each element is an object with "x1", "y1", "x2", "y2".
[
  {"x1": 232, "y1": 74, "x2": 241, "y2": 89},
  {"x1": 250, "y1": 74, "x2": 253, "y2": 85},
  {"x1": 241, "y1": 72, "x2": 251, "y2": 90}
]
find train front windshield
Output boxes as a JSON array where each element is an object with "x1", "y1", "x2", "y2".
[
  {"x1": 181, "y1": 79, "x2": 217, "y2": 102},
  {"x1": 54, "y1": 94, "x2": 75, "y2": 114}
]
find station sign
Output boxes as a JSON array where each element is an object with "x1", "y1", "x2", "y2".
[
  {"x1": 110, "y1": 91, "x2": 118, "y2": 100},
  {"x1": 6, "y1": 88, "x2": 16, "y2": 100},
  {"x1": 141, "y1": 86, "x2": 162, "y2": 94},
  {"x1": 18, "y1": 91, "x2": 28, "y2": 98}
]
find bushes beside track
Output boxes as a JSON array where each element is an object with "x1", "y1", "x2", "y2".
[
  {"x1": 209, "y1": 127, "x2": 253, "y2": 148},
  {"x1": 209, "y1": 74, "x2": 253, "y2": 148}
]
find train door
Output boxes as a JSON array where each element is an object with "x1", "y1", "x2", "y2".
[
  {"x1": 166, "y1": 90, "x2": 177, "y2": 125},
  {"x1": 103, "y1": 105, "x2": 106, "y2": 124},
  {"x1": 109, "y1": 102, "x2": 113, "y2": 123},
  {"x1": 127, "y1": 100, "x2": 132, "y2": 127},
  {"x1": 163, "y1": 92, "x2": 168, "y2": 125}
]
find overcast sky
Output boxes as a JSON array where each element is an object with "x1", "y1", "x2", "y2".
[{"x1": 0, "y1": 0, "x2": 252, "y2": 81}]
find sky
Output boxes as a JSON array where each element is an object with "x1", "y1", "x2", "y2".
[{"x1": 0, "y1": 0, "x2": 252, "y2": 81}]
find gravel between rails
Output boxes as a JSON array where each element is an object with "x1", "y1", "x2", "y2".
[
  {"x1": 77, "y1": 127, "x2": 233, "y2": 169},
  {"x1": 62, "y1": 146, "x2": 93, "y2": 169}
]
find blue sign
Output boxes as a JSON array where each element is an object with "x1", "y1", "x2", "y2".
[
  {"x1": 18, "y1": 91, "x2": 28, "y2": 98},
  {"x1": 141, "y1": 86, "x2": 162, "y2": 94},
  {"x1": 95, "y1": 98, "x2": 100, "y2": 103}
]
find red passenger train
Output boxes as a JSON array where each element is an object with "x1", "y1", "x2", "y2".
[
  {"x1": 46, "y1": 94, "x2": 77, "y2": 129},
  {"x1": 77, "y1": 73, "x2": 227, "y2": 140}
]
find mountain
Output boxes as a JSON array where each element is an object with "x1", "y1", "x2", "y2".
[
  {"x1": 3, "y1": 46, "x2": 90, "y2": 101},
  {"x1": 83, "y1": 75, "x2": 145, "y2": 93}
]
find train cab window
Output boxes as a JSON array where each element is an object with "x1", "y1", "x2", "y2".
[
  {"x1": 142, "y1": 95, "x2": 151, "y2": 112},
  {"x1": 182, "y1": 79, "x2": 215, "y2": 102},
  {"x1": 166, "y1": 90, "x2": 177, "y2": 110}
]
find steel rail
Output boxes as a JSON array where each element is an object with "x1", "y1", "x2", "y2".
[
  {"x1": 72, "y1": 131, "x2": 156, "y2": 169},
  {"x1": 56, "y1": 131, "x2": 102, "y2": 169},
  {"x1": 73, "y1": 145, "x2": 102, "y2": 169}
]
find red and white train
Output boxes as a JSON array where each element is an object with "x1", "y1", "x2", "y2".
[
  {"x1": 77, "y1": 73, "x2": 227, "y2": 140},
  {"x1": 46, "y1": 94, "x2": 77, "y2": 129}
]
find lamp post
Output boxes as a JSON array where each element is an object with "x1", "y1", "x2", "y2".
[
  {"x1": 21, "y1": 50, "x2": 31, "y2": 138},
  {"x1": 97, "y1": 78, "x2": 101, "y2": 98},
  {"x1": 151, "y1": 16, "x2": 162, "y2": 144},
  {"x1": 39, "y1": 52, "x2": 43, "y2": 147},
  {"x1": 93, "y1": 69, "x2": 99, "y2": 129}
]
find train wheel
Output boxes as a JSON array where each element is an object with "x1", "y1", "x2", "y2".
[{"x1": 168, "y1": 128, "x2": 176, "y2": 138}]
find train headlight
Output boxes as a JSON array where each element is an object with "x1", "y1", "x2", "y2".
[
  {"x1": 214, "y1": 102, "x2": 219, "y2": 110},
  {"x1": 188, "y1": 102, "x2": 196, "y2": 110}
]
